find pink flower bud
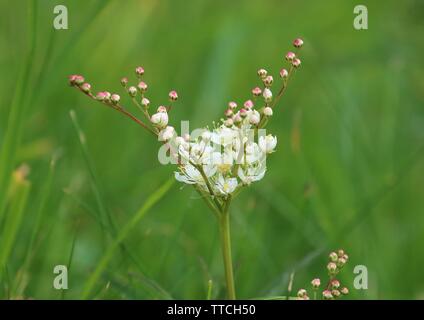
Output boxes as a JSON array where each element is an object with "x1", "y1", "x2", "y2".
[
  {"x1": 327, "y1": 262, "x2": 337, "y2": 273},
  {"x1": 157, "y1": 105, "x2": 167, "y2": 113},
  {"x1": 137, "y1": 81, "x2": 148, "y2": 92},
  {"x1": 224, "y1": 118, "x2": 233, "y2": 127},
  {"x1": 111, "y1": 94, "x2": 120, "y2": 104},
  {"x1": 121, "y1": 77, "x2": 128, "y2": 87},
  {"x1": 141, "y1": 97, "x2": 150, "y2": 108},
  {"x1": 228, "y1": 101, "x2": 237, "y2": 109},
  {"x1": 292, "y1": 58, "x2": 301, "y2": 68},
  {"x1": 244, "y1": 100, "x2": 254, "y2": 109},
  {"x1": 297, "y1": 289, "x2": 307, "y2": 298},
  {"x1": 135, "y1": 66, "x2": 145, "y2": 76},
  {"x1": 233, "y1": 112, "x2": 242, "y2": 123},
  {"x1": 169, "y1": 90, "x2": 178, "y2": 101},
  {"x1": 257, "y1": 68, "x2": 268, "y2": 79},
  {"x1": 263, "y1": 106, "x2": 273, "y2": 116},
  {"x1": 285, "y1": 51, "x2": 296, "y2": 61},
  {"x1": 322, "y1": 290, "x2": 333, "y2": 300},
  {"x1": 74, "y1": 75, "x2": 85, "y2": 85},
  {"x1": 263, "y1": 75, "x2": 273, "y2": 87},
  {"x1": 279, "y1": 68, "x2": 288, "y2": 78},
  {"x1": 311, "y1": 278, "x2": 321, "y2": 289},
  {"x1": 224, "y1": 108, "x2": 233, "y2": 117},
  {"x1": 80, "y1": 83, "x2": 91, "y2": 93},
  {"x1": 332, "y1": 289, "x2": 341, "y2": 298},
  {"x1": 252, "y1": 87, "x2": 262, "y2": 97},
  {"x1": 239, "y1": 108, "x2": 248, "y2": 117},
  {"x1": 96, "y1": 92, "x2": 107, "y2": 101},
  {"x1": 103, "y1": 91, "x2": 111, "y2": 100},
  {"x1": 293, "y1": 38, "x2": 304, "y2": 48},
  {"x1": 128, "y1": 86, "x2": 137, "y2": 97},
  {"x1": 341, "y1": 287, "x2": 349, "y2": 295},
  {"x1": 331, "y1": 279, "x2": 340, "y2": 289},
  {"x1": 68, "y1": 74, "x2": 78, "y2": 85},
  {"x1": 329, "y1": 252, "x2": 338, "y2": 262}
]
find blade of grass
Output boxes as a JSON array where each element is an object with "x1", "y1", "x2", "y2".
[
  {"x1": 81, "y1": 177, "x2": 174, "y2": 299},
  {"x1": 0, "y1": 169, "x2": 31, "y2": 287},
  {"x1": 0, "y1": 1, "x2": 37, "y2": 224}
]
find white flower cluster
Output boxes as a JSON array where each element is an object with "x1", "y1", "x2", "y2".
[{"x1": 155, "y1": 104, "x2": 277, "y2": 197}]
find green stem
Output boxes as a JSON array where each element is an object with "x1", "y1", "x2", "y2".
[{"x1": 218, "y1": 203, "x2": 236, "y2": 300}]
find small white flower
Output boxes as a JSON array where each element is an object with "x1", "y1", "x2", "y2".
[
  {"x1": 263, "y1": 88, "x2": 272, "y2": 102},
  {"x1": 215, "y1": 175, "x2": 238, "y2": 195},
  {"x1": 238, "y1": 162, "x2": 266, "y2": 185},
  {"x1": 259, "y1": 134, "x2": 277, "y2": 154},
  {"x1": 211, "y1": 126, "x2": 237, "y2": 146},
  {"x1": 151, "y1": 111, "x2": 168, "y2": 128},
  {"x1": 175, "y1": 164, "x2": 216, "y2": 186},
  {"x1": 158, "y1": 126, "x2": 175, "y2": 141},
  {"x1": 248, "y1": 110, "x2": 260, "y2": 125}
]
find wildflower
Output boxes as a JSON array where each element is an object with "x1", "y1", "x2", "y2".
[
  {"x1": 216, "y1": 175, "x2": 238, "y2": 195},
  {"x1": 158, "y1": 126, "x2": 175, "y2": 141},
  {"x1": 175, "y1": 164, "x2": 216, "y2": 186},
  {"x1": 151, "y1": 110, "x2": 169, "y2": 128},
  {"x1": 259, "y1": 135, "x2": 277, "y2": 154},
  {"x1": 331, "y1": 279, "x2": 340, "y2": 289},
  {"x1": 238, "y1": 163, "x2": 266, "y2": 185},
  {"x1": 263, "y1": 88, "x2": 272, "y2": 102},
  {"x1": 332, "y1": 289, "x2": 341, "y2": 298},
  {"x1": 327, "y1": 262, "x2": 337, "y2": 274},
  {"x1": 263, "y1": 106, "x2": 273, "y2": 117},
  {"x1": 329, "y1": 252, "x2": 338, "y2": 262},
  {"x1": 341, "y1": 287, "x2": 349, "y2": 295}
]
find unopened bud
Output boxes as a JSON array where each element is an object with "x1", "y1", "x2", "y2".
[
  {"x1": 141, "y1": 97, "x2": 150, "y2": 108},
  {"x1": 337, "y1": 257, "x2": 347, "y2": 267},
  {"x1": 233, "y1": 113, "x2": 242, "y2": 123},
  {"x1": 151, "y1": 112, "x2": 169, "y2": 128},
  {"x1": 239, "y1": 108, "x2": 248, "y2": 117},
  {"x1": 311, "y1": 278, "x2": 321, "y2": 289},
  {"x1": 169, "y1": 90, "x2": 178, "y2": 101},
  {"x1": 252, "y1": 87, "x2": 262, "y2": 97},
  {"x1": 341, "y1": 287, "x2": 349, "y2": 295},
  {"x1": 80, "y1": 83, "x2": 91, "y2": 93},
  {"x1": 74, "y1": 75, "x2": 85, "y2": 85},
  {"x1": 111, "y1": 94, "x2": 120, "y2": 104},
  {"x1": 331, "y1": 279, "x2": 340, "y2": 289},
  {"x1": 224, "y1": 118, "x2": 234, "y2": 127},
  {"x1": 224, "y1": 108, "x2": 233, "y2": 117},
  {"x1": 332, "y1": 289, "x2": 341, "y2": 298},
  {"x1": 297, "y1": 289, "x2": 307, "y2": 298},
  {"x1": 285, "y1": 51, "x2": 296, "y2": 61},
  {"x1": 249, "y1": 111, "x2": 260, "y2": 125},
  {"x1": 128, "y1": 86, "x2": 137, "y2": 97},
  {"x1": 279, "y1": 68, "x2": 289, "y2": 78},
  {"x1": 137, "y1": 81, "x2": 148, "y2": 92},
  {"x1": 327, "y1": 262, "x2": 337, "y2": 274},
  {"x1": 157, "y1": 105, "x2": 167, "y2": 113},
  {"x1": 293, "y1": 38, "x2": 304, "y2": 48},
  {"x1": 263, "y1": 75, "x2": 273, "y2": 87},
  {"x1": 329, "y1": 252, "x2": 338, "y2": 262},
  {"x1": 257, "y1": 68, "x2": 268, "y2": 79},
  {"x1": 244, "y1": 100, "x2": 254, "y2": 109},
  {"x1": 96, "y1": 92, "x2": 107, "y2": 101},
  {"x1": 292, "y1": 58, "x2": 301, "y2": 68},
  {"x1": 135, "y1": 66, "x2": 145, "y2": 76},
  {"x1": 120, "y1": 77, "x2": 128, "y2": 87},
  {"x1": 322, "y1": 290, "x2": 333, "y2": 300},
  {"x1": 228, "y1": 101, "x2": 237, "y2": 109},
  {"x1": 337, "y1": 249, "x2": 345, "y2": 257}
]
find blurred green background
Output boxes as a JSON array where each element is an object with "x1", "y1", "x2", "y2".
[{"x1": 0, "y1": 0, "x2": 423, "y2": 299}]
